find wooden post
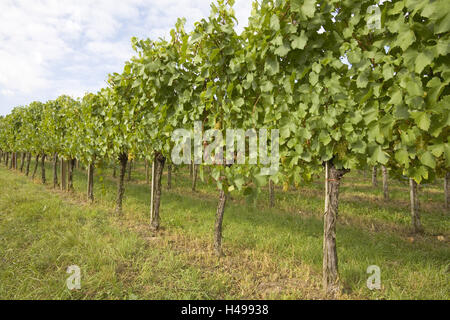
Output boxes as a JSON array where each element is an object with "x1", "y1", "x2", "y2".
[
  {"x1": 150, "y1": 161, "x2": 155, "y2": 225},
  {"x1": 269, "y1": 179, "x2": 275, "y2": 208},
  {"x1": 323, "y1": 161, "x2": 348, "y2": 296},
  {"x1": 192, "y1": 164, "x2": 198, "y2": 191},
  {"x1": 53, "y1": 153, "x2": 58, "y2": 188},
  {"x1": 167, "y1": 163, "x2": 172, "y2": 189},
  {"x1": 115, "y1": 154, "x2": 128, "y2": 214},
  {"x1": 68, "y1": 158, "x2": 75, "y2": 192},
  {"x1": 409, "y1": 178, "x2": 423, "y2": 233},
  {"x1": 150, "y1": 152, "x2": 166, "y2": 231},
  {"x1": 20, "y1": 152, "x2": 26, "y2": 172},
  {"x1": 41, "y1": 154, "x2": 46, "y2": 184},
  {"x1": 382, "y1": 165, "x2": 389, "y2": 201},
  {"x1": 145, "y1": 159, "x2": 149, "y2": 185},
  {"x1": 60, "y1": 159, "x2": 67, "y2": 190},
  {"x1": 87, "y1": 163, "x2": 94, "y2": 203},
  {"x1": 214, "y1": 189, "x2": 228, "y2": 257},
  {"x1": 9, "y1": 152, "x2": 13, "y2": 169},
  {"x1": 372, "y1": 166, "x2": 377, "y2": 187},
  {"x1": 25, "y1": 153, "x2": 31, "y2": 176},
  {"x1": 32, "y1": 155, "x2": 40, "y2": 179}
]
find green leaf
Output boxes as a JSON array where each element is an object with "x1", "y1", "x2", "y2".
[
  {"x1": 415, "y1": 51, "x2": 433, "y2": 74},
  {"x1": 234, "y1": 98, "x2": 244, "y2": 108},
  {"x1": 444, "y1": 143, "x2": 450, "y2": 167},
  {"x1": 146, "y1": 61, "x2": 159, "y2": 72},
  {"x1": 435, "y1": 12, "x2": 450, "y2": 34},
  {"x1": 254, "y1": 174, "x2": 267, "y2": 187},
  {"x1": 389, "y1": 1, "x2": 404, "y2": 15},
  {"x1": 396, "y1": 30, "x2": 416, "y2": 51},
  {"x1": 261, "y1": 80, "x2": 274, "y2": 92},
  {"x1": 371, "y1": 145, "x2": 389, "y2": 165},
  {"x1": 291, "y1": 31, "x2": 308, "y2": 50},
  {"x1": 360, "y1": 87, "x2": 373, "y2": 104},
  {"x1": 132, "y1": 79, "x2": 142, "y2": 88},
  {"x1": 271, "y1": 35, "x2": 283, "y2": 46},
  {"x1": 356, "y1": 72, "x2": 369, "y2": 88},
  {"x1": 211, "y1": 168, "x2": 221, "y2": 181},
  {"x1": 302, "y1": 0, "x2": 317, "y2": 18},
  {"x1": 388, "y1": 89, "x2": 403, "y2": 105},
  {"x1": 270, "y1": 14, "x2": 280, "y2": 31},
  {"x1": 312, "y1": 62, "x2": 321, "y2": 74},
  {"x1": 291, "y1": 0, "x2": 302, "y2": 12},
  {"x1": 419, "y1": 151, "x2": 436, "y2": 169},
  {"x1": 283, "y1": 77, "x2": 293, "y2": 94},
  {"x1": 274, "y1": 42, "x2": 291, "y2": 56},
  {"x1": 382, "y1": 64, "x2": 394, "y2": 80},
  {"x1": 281, "y1": 125, "x2": 291, "y2": 139},
  {"x1": 405, "y1": 79, "x2": 423, "y2": 97},
  {"x1": 429, "y1": 143, "x2": 444, "y2": 157},
  {"x1": 394, "y1": 104, "x2": 410, "y2": 119},
  {"x1": 309, "y1": 72, "x2": 319, "y2": 86},
  {"x1": 227, "y1": 83, "x2": 234, "y2": 96},
  {"x1": 426, "y1": 77, "x2": 445, "y2": 103},
  {"x1": 411, "y1": 111, "x2": 431, "y2": 131},
  {"x1": 408, "y1": 166, "x2": 429, "y2": 184},
  {"x1": 265, "y1": 56, "x2": 280, "y2": 75},
  {"x1": 351, "y1": 140, "x2": 366, "y2": 153},
  {"x1": 234, "y1": 177, "x2": 245, "y2": 190},
  {"x1": 319, "y1": 131, "x2": 331, "y2": 146}
]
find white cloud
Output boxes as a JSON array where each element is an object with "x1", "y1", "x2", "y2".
[
  {"x1": 85, "y1": 41, "x2": 133, "y2": 61},
  {"x1": 1, "y1": 89, "x2": 14, "y2": 97},
  {"x1": 0, "y1": 0, "x2": 252, "y2": 116}
]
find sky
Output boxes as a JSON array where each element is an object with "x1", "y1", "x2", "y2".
[{"x1": 0, "y1": 0, "x2": 253, "y2": 116}]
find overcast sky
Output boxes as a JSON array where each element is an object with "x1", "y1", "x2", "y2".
[{"x1": 0, "y1": 0, "x2": 252, "y2": 116}]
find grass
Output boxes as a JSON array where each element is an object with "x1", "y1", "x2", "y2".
[{"x1": 0, "y1": 160, "x2": 448, "y2": 300}]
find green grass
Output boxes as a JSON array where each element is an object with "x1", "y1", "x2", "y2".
[{"x1": 0, "y1": 160, "x2": 449, "y2": 300}]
